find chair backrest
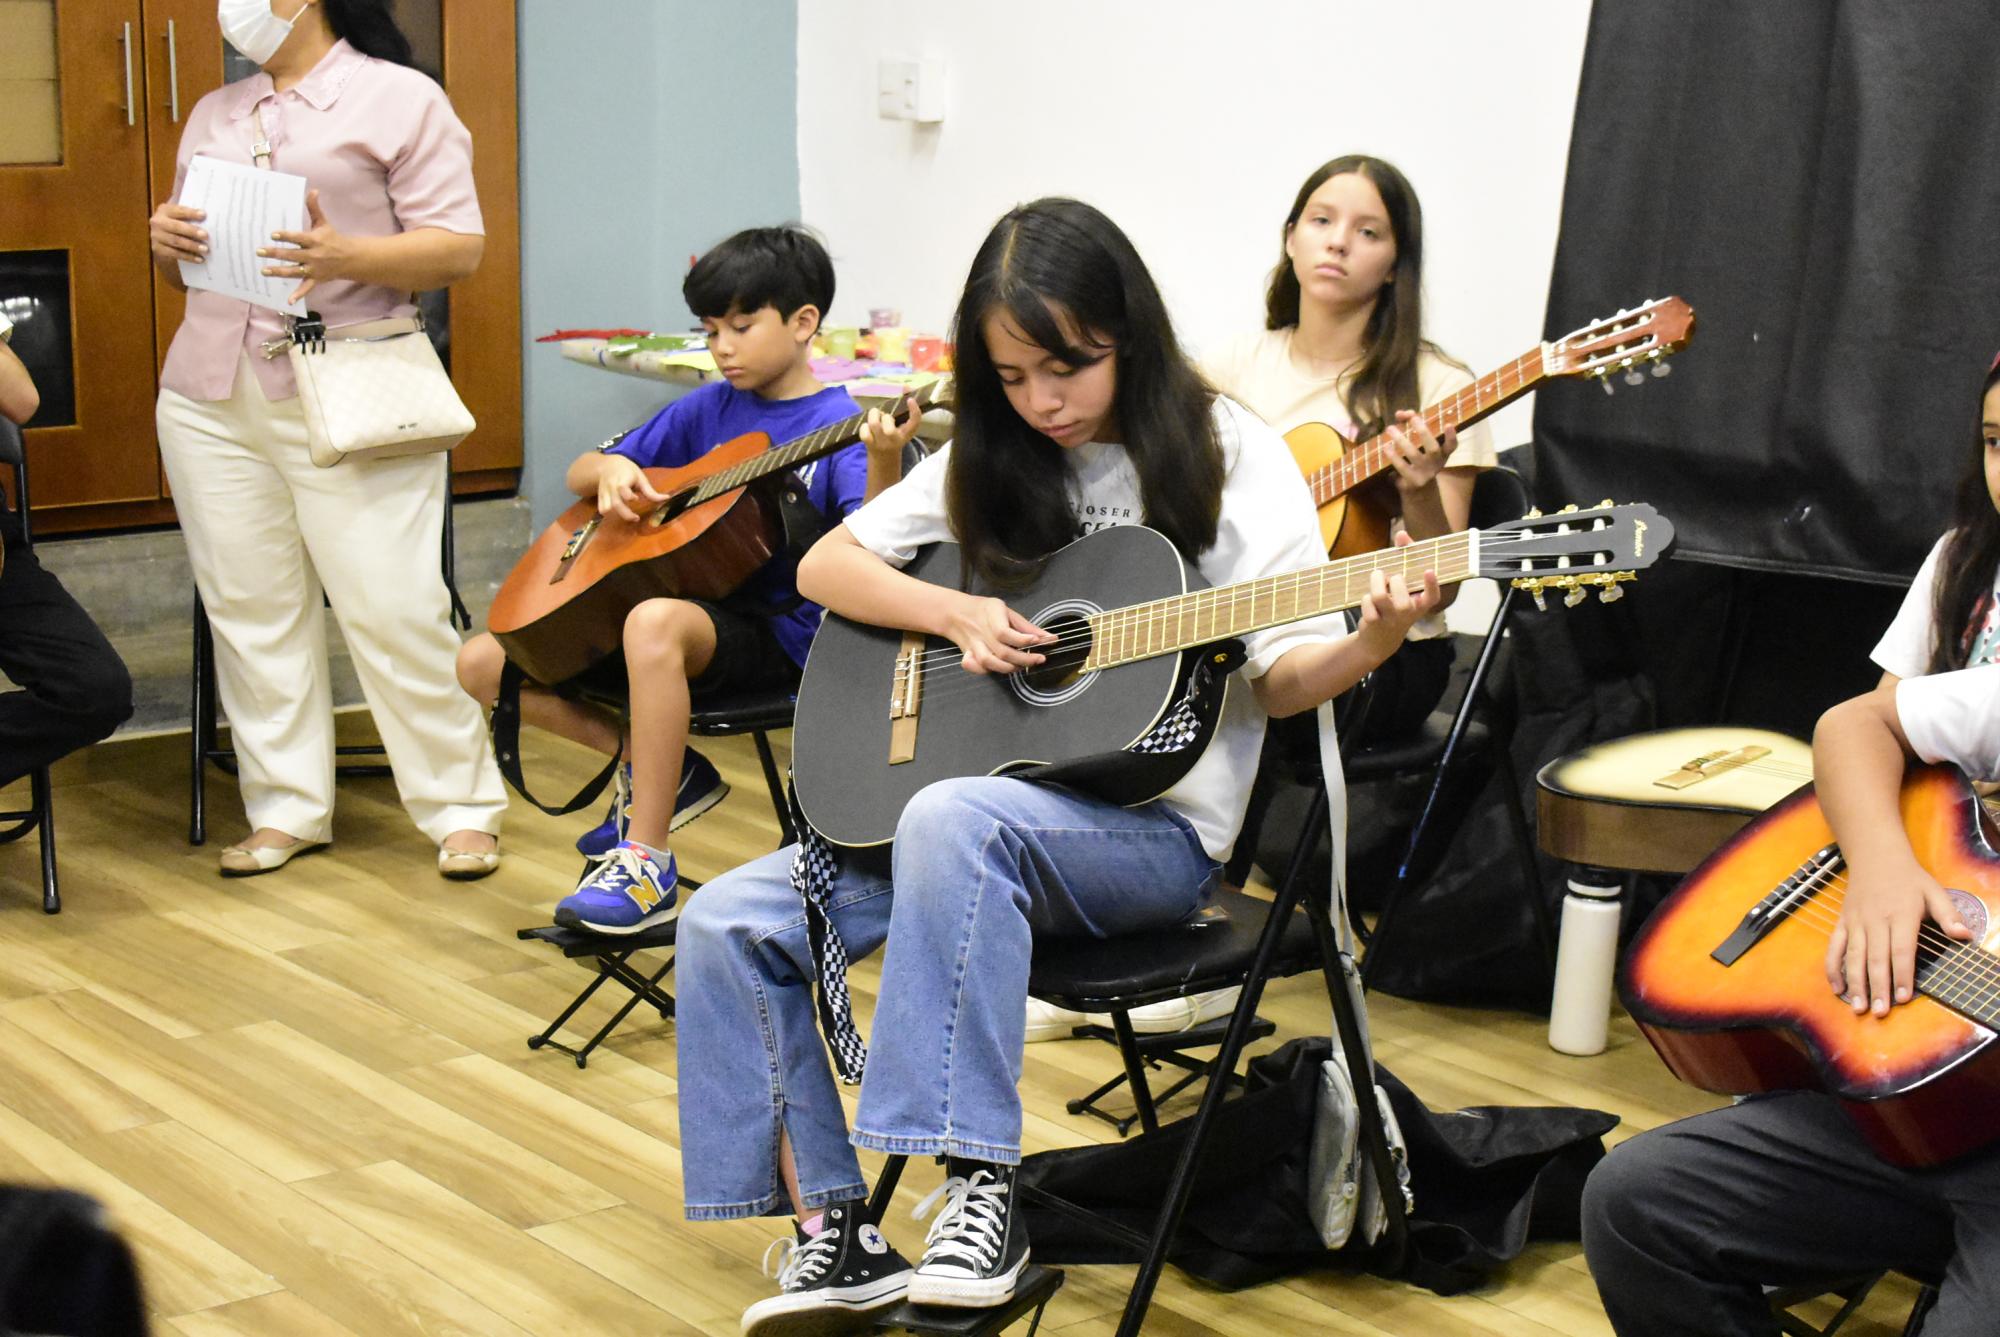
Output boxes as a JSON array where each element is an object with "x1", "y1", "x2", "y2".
[
  {"x1": 1467, "y1": 462, "x2": 1530, "y2": 531},
  {"x1": 0, "y1": 416, "x2": 28, "y2": 549}
]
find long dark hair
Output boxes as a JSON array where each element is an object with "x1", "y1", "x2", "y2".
[
  {"x1": 1264, "y1": 154, "x2": 1429, "y2": 439},
  {"x1": 945, "y1": 198, "x2": 1222, "y2": 589},
  {"x1": 1926, "y1": 359, "x2": 2000, "y2": 673},
  {"x1": 323, "y1": 0, "x2": 415, "y2": 68}
]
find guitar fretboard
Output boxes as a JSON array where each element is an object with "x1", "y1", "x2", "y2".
[
  {"x1": 1309, "y1": 349, "x2": 1547, "y2": 504},
  {"x1": 1081, "y1": 531, "x2": 1476, "y2": 671},
  {"x1": 687, "y1": 384, "x2": 938, "y2": 504},
  {"x1": 688, "y1": 407, "x2": 877, "y2": 504}
]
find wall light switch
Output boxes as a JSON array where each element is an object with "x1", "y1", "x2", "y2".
[{"x1": 877, "y1": 56, "x2": 946, "y2": 123}]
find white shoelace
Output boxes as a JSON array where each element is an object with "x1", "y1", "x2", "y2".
[
  {"x1": 763, "y1": 1229, "x2": 840, "y2": 1292},
  {"x1": 912, "y1": 1170, "x2": 1009, "y2": 1269}
]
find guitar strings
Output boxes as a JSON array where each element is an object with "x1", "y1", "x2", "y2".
[
  {"x1": 1728, "y1": 866, "x2": 2000, "y2": 1007},
  {"x1": 890, "y1": 527, "x2": 1541, "y2": 678},
  {"x1": 884, "y1": 531, "x2": 1485, "y2": 711}
]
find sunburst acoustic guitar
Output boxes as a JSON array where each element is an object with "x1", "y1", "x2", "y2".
[
  {"x1": 1623, "y1": 765, "x2": 2000, "y2": 1166},
  {"x1": 1289, "y1": 296, "x2": 1696, "y2": 557},
  {"x1": 1536, "y1": 727, "x2": 1814, "y2": 875}
]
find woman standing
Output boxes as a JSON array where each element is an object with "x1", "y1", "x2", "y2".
[{"x1": 147, "y1": 0, "x2": 504, "y2": 878}]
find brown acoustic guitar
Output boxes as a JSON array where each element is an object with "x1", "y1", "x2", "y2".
[
  {"x1": 1623, "y1": 765, "x2": 2000, "y2": 1166},
  {"x1": 488, "y1": 381, "x2": 946, "y2": 685},
  {"x1": 1288, "y1": 296, "x2": 1695, "y2": 557}
]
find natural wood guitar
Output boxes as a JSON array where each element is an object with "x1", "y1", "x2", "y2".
[
  {"x1": 488, "y1": 382, "x2": 946, "y2": 685},
  {"x1": 1290, "y1": 296, "x2": 1695, "y2": 557},
  {"x1": 1623, "y1": 765, "x2": 2000, "y2": 1166},
  {"x1": 1536, "y1": 727, "x2": 1813, "y2": 874},
  {"x1": 793, "y1": 503, "x2": 1668, "y2": 848}
]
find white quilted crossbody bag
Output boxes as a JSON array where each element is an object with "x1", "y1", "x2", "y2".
[
  {"x1": 251, "y1": 106, "x2": 475, "y2": 468},
  {"x1": 262, "y1": 310, "x2": 475, "y2": 467}
]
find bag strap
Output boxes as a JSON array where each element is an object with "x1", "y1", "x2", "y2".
[
  {"x1": 251, "y1": 104, "x2": 273, "y2": 170},
  {"x1": 490, "y1": 658, "x2": 620, "y2": 817}
]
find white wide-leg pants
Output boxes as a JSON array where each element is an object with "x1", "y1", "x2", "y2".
[{"x1": 156, "y1": 355, "x2": 506, "y2": 845}]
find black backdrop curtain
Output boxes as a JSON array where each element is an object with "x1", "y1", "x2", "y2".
[
  {"x1": 1357, "y1": 1, "x2": 2000, "y2": 1005},
  {"x1": 1537, "y1": 0, "x2": 2000, "y2": 580}
]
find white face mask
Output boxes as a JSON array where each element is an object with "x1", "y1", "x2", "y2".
[{"x1": 218, "y1": 0, "x2": 300, "y2": 67}]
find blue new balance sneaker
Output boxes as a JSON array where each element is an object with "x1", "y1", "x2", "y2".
[
  {"x1": 575, "y1": 749, "x2": 728, "y2": 859},
  {"x1": 575, "y1": 762, "x2": 634, "y2": 860},
  {"x1": 554, "y1": 842, "x2": 679, "y2": 935}
]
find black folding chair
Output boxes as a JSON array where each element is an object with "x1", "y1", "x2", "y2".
[{"x1": 0, "y1": 418, "x2": 58, "y2": 913}]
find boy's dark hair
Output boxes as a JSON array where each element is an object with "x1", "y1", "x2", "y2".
[
  {"x1": 946, "y1": 197, "x2": 1222, "y2": 590},
  {"x1": 683, "y1": 226, "x2": 835, "y2": 333}
]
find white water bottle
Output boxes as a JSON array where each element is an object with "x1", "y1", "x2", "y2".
[{"x1": 1548, "y1": 874, "x2": 1624, "y2": 1056}]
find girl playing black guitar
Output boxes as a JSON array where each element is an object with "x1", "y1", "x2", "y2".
[{"x1": 672, "y1": 198, "x2": 1441, "y2": 1334}]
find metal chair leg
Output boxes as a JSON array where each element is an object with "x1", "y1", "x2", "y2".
[{"x1": 33, "y1": 768, "x2": 57, "y2": 915}]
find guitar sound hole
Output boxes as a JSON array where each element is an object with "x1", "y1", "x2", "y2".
[
  {"x1": 1021, "y1": 613, "x2": 1093, "y2": 693},
  {"x1": 649, "y1": 490, "x2": 696, "y2": 527}
]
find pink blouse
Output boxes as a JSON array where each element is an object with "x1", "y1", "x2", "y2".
[{"x1": 159, "y1": 39, "x2": 483, "y2": 402}]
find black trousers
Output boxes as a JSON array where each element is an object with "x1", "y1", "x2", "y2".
[
  {"x1": 0, "y1": 539, "x2": 132, "y2": 788},
  {"x1": 1581, "y1": 1091, "x2": 1994, "y2": 1336}
]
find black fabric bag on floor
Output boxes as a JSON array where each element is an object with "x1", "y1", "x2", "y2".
[
  {"x1": 0, "y1": 1185, "x2": 148, "y2": 1336},
  {"x1": 1017, "y1": 1037, "x2": 1616, "y2": 1296}
]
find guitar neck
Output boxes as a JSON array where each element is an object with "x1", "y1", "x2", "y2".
[
  {"x1": 1081, "y1": 530, "x2": 1478, "y2": 671},
  {"x1": 688, "y1": 405, "x2": 877, "y2": 504},
  {"x1": 1308, "y1": 349, "x2": 1547, "y2": 504}
]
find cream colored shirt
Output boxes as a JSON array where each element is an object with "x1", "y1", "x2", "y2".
[{"x1": 1204, "y1": 329, "x2": 1496, "y2": 639}]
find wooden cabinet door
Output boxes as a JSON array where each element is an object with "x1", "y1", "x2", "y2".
[
  {"x1": 141, "y1": 0, "x2": 225, "y2": 412},
  {"x1": 0, "y1": 0, "x2": 167, "y2": 511}
]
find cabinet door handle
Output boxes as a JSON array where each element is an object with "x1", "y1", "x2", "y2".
[
  {"x1": 120, "y1": 21, "x2": 135, "y2": 126},
  {"x1": 165, "y1": 19, "x2": 181, "y2": 122}
]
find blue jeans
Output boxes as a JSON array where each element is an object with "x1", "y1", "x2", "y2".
[{"x1": 676, "y1": 775, "x2": 1219, "y2": 1221}]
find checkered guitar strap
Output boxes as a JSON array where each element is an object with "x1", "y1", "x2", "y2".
[
  {"x1": 786, "y1": 781, "x2": 874, "y2": 1085},
  {"x1": 788, "y1": 640, "x2": 1246, "y2": 1086}
]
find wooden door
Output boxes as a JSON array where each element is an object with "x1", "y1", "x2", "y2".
[{"x1": 0, "y1": 0, "x2": 167, "y2": 515}]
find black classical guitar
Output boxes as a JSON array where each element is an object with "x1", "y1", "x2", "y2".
[{"x1": 792, "y1": 504, "x2": 1670, "y2": 847}]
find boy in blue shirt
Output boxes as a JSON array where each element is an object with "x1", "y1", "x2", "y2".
[{"x1": 457, "y1": 225, "x2": 916, "y2": 929}]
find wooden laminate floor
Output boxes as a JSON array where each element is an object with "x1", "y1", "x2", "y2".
[{"x1": 0, "y1": 726, "x2": 1925, "y2": 1335}]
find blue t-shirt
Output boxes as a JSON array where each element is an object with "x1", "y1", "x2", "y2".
[{"x1": 608, "y1": 379, "x2": 865, "y2": 668}]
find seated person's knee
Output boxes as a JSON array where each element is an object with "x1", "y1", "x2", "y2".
[{"x1": 456, "y1": 632, "x2": 504, "y2": 702}]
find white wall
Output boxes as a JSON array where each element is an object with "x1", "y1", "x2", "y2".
[{"x1": 796, "y1": 0, "x2": 1593, "y2": 457}]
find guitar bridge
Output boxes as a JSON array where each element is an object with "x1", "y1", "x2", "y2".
[
  {"x1": 552, "y1": 517, "x2": 600, "y2": 585},
  {"x1": 1655, "y1": 744, "x2": 1770, "y2": 791},
  {"x1": 888, "y1": 632, "x2": 925, "y2": 765},
  {"x1": 1711, "y1": 844, "x2": 1840, "y2": 966}
]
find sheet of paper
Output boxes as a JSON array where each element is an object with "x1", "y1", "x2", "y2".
[{"x1": 176, "y1": 154, "x2": 309, "y2": 316}]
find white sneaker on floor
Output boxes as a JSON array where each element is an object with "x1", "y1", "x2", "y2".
[{"x1": 1023, "y1": 986, "x2": 1243, "y2": 1043}]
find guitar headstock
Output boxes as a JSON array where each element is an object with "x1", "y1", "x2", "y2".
[
  {"x1": 1474, "y1": 502, "x2": 1673, "y2": 610},
  {"x1": 1545, "y1": 297, "x2": 1695, "y2": 392}
]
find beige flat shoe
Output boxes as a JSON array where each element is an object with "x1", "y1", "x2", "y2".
[
  {"x1": 219, "y1": 837, "x2": 328, "y2": 878},
  {"x1": 438, "y1": 842, "x2": 500, "y2": 880}
]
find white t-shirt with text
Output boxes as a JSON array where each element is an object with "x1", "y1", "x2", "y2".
[{"x1": 841, "y1": 396, "x2": 1347, "y2": 861}]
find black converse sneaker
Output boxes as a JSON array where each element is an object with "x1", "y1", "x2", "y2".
[
  {"x1": 906, "y1": 1159, "x2": 1030, "y2": 1308},
  {"x1": 741, "y1": 1200, "x2": 912, "y2": 1337}
]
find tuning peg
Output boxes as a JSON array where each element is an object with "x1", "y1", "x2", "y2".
[
  {"x1": 1598, "y1": 582, "x2": 1625, "y2": 604},
  {"x1": 1524, "y1": 506, "x2": 1543, "y2": 519},
  {"x1": 1558, "y1": 503, "x2": 1579, "y2": 514},
  {"x1": 1651, "y1": 359, "x2": 1671, "y2": 378},
  {"x1": 1600, "y1": 377, "x2": 1615, "y2": 396},
  {"x1": 1597, "y1": 498, "x2": 1614, "y2": 508},
  {"x1": 1624, "y1": 367, "x2": 1646, "y2": 386},
  {"x1": 1515, "y1": 577, "x2": 1548, "y2": 611}
]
